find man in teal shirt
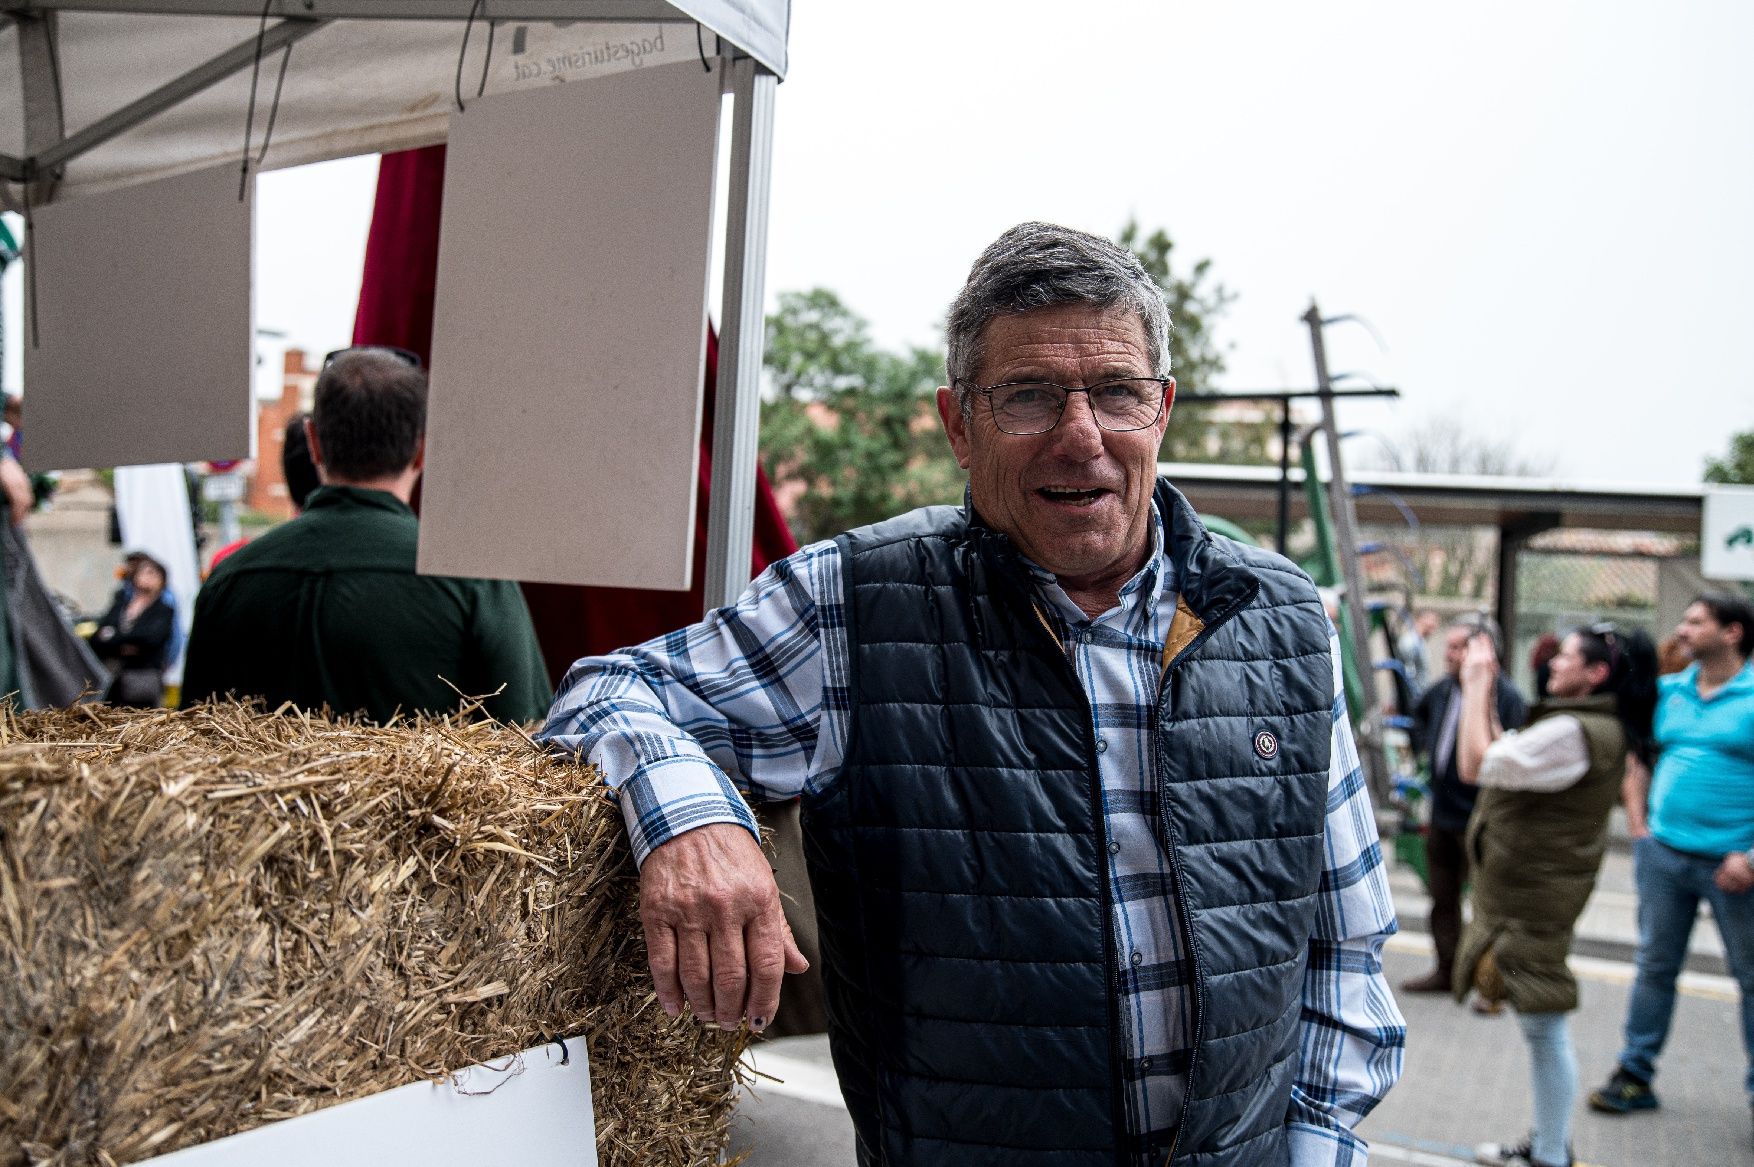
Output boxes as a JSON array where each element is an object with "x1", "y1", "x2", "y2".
[
  {"x1": 1590, "y1": 592, "x2": 1754, "y2": 1135},
  {"x1": 183, "y1": 348, "x2": 550, "y2": 725}
]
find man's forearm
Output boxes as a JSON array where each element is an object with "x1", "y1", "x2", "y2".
[
  {"x1": 1456, "y1": 682, "x2": 1494, "y2": 784},
  {"x1": 1622, "y1": 754, "x2": 1652, "y2": 837}
]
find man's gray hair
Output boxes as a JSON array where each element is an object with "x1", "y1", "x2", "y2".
[{"x1": 945, "y1": 222, "x2": 1171, "y2": 411}]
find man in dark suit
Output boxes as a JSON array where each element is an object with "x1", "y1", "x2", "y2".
[{"x1": 1402, "y1": 614, "x2": 1529, "y2": 993}]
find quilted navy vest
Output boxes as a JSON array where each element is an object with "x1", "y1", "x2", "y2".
[{"x1": 804, "y1": 479, "x2": 1334, "y2": 1166}]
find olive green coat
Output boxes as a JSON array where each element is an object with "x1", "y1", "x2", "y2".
[{"x1": 1453, "y1": 695, "x2": 1625, "y2": 1015}]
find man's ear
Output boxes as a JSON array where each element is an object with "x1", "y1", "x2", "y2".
[
  {"x1": 936, "y1": 387, "x2": 972, "y2": 470},
  {"x1": 409, "y1": 435, "x2": 426, "y2": 473},
  {"x1": 303, "y1": 418, "x2": 328, "y2": 482},
  {"x1": 1155, "y1": 376, "x2": 1177, "y2": 443}
]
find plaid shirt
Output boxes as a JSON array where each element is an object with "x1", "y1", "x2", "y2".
[{"x1": 541, "y1": 507, "x2": 1405, "y2": 1166}]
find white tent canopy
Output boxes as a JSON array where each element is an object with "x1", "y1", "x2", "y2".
[
  {"x1": 0, "y1": 2, "x2": 786, "y2": 196},
  {"x1": 0, "y1": 0, "x2": 786, "y2": 607}
]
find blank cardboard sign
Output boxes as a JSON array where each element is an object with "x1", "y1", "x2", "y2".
[
  {"x1": 418, "y1": 59, "x2": 722, "y2": 589},
  {"x1": 23, "y1": 164, "x2": 253, "y2": 472},
  {"x1": 140, "y1": 1037, "x2": 594, "y2": 1166}
]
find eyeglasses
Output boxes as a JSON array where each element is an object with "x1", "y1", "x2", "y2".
[
  {"x1": 321, "y1": 345, "x2": 423, "y2": 369},
  {"x1": 958, "y1": 377, "x2": 1171, "y2": 436}
]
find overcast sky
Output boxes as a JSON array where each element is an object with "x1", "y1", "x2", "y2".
[{"x1": 5, "y1": 1, "x2": 1748, "y2": 486}]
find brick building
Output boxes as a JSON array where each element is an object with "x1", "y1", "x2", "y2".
[{"x1": 246, "y1": 348, "x2": 317, "y2": 519}]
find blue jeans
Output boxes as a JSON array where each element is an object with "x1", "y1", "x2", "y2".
[
  {"x1": 1518, "y1": 1011, "x2": 1575, "y2": 1166},
  {"x1": 1617, "y1": 836, "x2": 1754, "y2": 1095}
]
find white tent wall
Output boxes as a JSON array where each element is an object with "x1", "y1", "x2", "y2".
[
  {"x1": 113, "y1": 461, "x2": 200, "y2": 686},
  {"x1": 0, "y1": 1, "x2": 786, "y2": 608}
]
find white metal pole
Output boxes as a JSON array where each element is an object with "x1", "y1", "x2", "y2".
[{"x1": 704, "y1": 55, "x2": 776, "y2": 613}]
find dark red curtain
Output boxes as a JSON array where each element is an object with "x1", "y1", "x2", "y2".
[{"x1": 352, "y1": 145, "x2": 799, "y2": 684}]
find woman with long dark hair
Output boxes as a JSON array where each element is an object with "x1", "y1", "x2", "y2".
[{"x1": 1453, "y1": 622, "x2": 1658, "y2": 1167}]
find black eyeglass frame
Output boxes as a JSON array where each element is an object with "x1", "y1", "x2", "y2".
[
  {"x1": 321, "y1": 344, "x2": 424, "y2": 370},
  {"x1": 955, "y1": 376, "x2": 1173, "y2": 436}
]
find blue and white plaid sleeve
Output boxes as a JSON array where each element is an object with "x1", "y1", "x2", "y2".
[
  {"x1": 536, "y1": 540, "x2": 847, "y2": 865},
  {"x1": 1287, "y1": 630, "x2": 1408, "y2": 1167}
]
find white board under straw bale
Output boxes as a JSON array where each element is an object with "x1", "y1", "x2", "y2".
[{"x1": 0, "y1": 703, "x2": 748, "y2": 1166}]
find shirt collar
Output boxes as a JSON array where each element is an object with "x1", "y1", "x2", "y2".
[{"x1": 303, "y1": 484, "x2": 415, "y2": 516}]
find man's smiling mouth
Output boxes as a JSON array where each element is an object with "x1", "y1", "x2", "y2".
[{"x1": 1038, "y1": 485, "x2": 1110, "y2": 505}]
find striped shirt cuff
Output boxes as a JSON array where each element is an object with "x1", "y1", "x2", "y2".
[{"x1": 613, "y1": 756, "x2": 761, "y2": 865}]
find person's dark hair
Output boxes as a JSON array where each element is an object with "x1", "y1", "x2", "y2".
[
  {"x1": 1528, "y1": 632, "x2": 1561, "y2": 698},
  {"x1": 281, "y1": 411, "x2": 321, "y2": 510},
  {"x1": 1691, "y1": 590, "x2": 1754, "y2": 657},
  {"x1": 122, "y1": 550, "x2": 168, "y2": 595},
  {"x1": 1574, "y1": 623, "x2": 1659, "y2": 765},
  {"x1": 311, "y1": 349, "x2": 428, "y2": 482},
  {"x1": 945, "y1": 222, "x2": 1170, "y2": 409}
]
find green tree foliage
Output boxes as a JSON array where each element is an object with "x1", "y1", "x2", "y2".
[
  {"x1": 1115, "y1": 221, "x2": 1275, "y2": 466},
  {"x1": 1705, "y1": 429, "x2": 1754, "y2": 484},
  {"x1": 761, "y1": 289, "x2": 963, "y2": 544}
]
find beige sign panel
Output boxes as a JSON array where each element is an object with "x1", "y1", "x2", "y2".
[
  {"x1": 418, "y1": 59, "x2": 720, "y2": 588},
  {"x1": 23, "y1": 165, "x2": 253, "y2": 472}
]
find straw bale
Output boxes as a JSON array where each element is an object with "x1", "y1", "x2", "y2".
[{"x1": 0, "y1": 702, "x2": 749, "y2": 1165}]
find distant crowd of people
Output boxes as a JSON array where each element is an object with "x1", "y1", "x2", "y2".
[{"x1": 1396, "y1": 596, "x2": 1754, "y2": 1167}]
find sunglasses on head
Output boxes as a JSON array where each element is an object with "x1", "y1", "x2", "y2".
[{"x1": 1585, "y1": 621, "x2": 1622, "y2": 673}]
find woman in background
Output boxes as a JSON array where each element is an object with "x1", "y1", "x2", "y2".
[
  {"x1": 1455, "y1": 623, "x2": 1658, "y2": 1167},
  {"x1": 91, "y1": 552, "x2": 175, "y2": 708}
]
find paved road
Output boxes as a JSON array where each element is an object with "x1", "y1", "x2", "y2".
[{"x1": 729, "y1": 938, "x2": 1749, "y2": 1165}]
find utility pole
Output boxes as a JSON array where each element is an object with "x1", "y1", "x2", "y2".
[{"x1": 1302, "y1": 302, "x2": 1393, "y2": 812}]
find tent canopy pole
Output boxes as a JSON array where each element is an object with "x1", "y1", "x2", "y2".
[{"x1": 704, "y1": 52, "x2": 774, "y2": 612}]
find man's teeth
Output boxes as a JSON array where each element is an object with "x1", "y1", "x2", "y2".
[{"x1": 1041, "y1": 486, "x2": 1103, "y2": 501}]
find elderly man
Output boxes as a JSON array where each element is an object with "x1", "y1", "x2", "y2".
[
  {"x1": 542, "y1": 223, "x2": 1403, "y2": 1165},
  {"x1": 184, "y1": 348, "x2": 550, "y2": 724}
]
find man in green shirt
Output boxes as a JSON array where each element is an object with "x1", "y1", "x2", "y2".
[{"x1": 183, "y1": 348, "x2": 550, "y2": 725}]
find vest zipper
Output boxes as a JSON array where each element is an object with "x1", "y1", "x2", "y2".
[
  {"x1": 1028, "y1": 600, "x2": 1130, "y2": 1158},
  {"x1": 1156, "y1": 584, "x2": 1258, "y2": 1166}
]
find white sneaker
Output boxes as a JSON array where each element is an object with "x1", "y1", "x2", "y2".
[{"x1": 1474, "y1": 1139, "x2": 1569, "y2": 1167}]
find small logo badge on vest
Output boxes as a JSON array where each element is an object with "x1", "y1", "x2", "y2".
[{"x1": 1253, "y1": 729, "x2": 1279, "y2": 761}]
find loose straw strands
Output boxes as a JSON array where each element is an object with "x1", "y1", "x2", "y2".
[{"x1": 0, "y1": 702, "x2": 748, "y2": 1166}]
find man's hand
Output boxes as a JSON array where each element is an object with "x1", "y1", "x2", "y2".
[
  {"x1": 1715, "y1": 852, "x2": 1754, "y2": 895},
  {"x1": 638, "y1": 821, "x2": 808, "y2": 1031}
]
